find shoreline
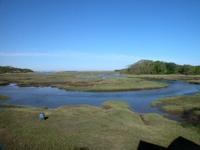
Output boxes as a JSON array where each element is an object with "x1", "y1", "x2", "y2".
[
  {"x1": 151, "y1": 94, "x2": 200, "y2": 126},
  {"x1": 0, "y1": 81, "x2": 168, "y2": 92},
  {"x1": 0, "y1": 101, "x2": 199, "y2": 150},
  {"x1": 0, "y1": 101, "x2": 186, "y2": 123}
]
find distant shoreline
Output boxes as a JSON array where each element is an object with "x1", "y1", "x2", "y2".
[{"x1": 0, "y1": 72, "x2": 168, "y2": 92}]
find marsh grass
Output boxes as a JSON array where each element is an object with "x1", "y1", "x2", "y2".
[
  {"x1": 152, "y1": 94, "x2": 200, "y2": 125},
  {"x1": 0, "y1": 101, "x2": 199, "y2": 150},
  {"x1": 0, "y1": 72, "x2": 167, "y2": 91},
  {"x1": 126, "y1": 74, "x2": 200, "y2": 84}
]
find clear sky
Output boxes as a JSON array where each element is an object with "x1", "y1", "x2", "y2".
[{"x1": 0, "y1": 0, "x2": 200, "y2": 71}]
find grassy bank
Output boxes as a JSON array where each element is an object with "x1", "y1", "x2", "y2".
[
  {"x1": 0, "y1": 101, "x2": 199, "y2": 150},
  {"x1": 126, "y1": 74, "x2": 200, "y2": 84},
  {"x1": 152, "y1": 94, "x2": 200, "y2": 125},
  {"x1": 0, "y1": 72, "x2": 167, "y2": 91}
]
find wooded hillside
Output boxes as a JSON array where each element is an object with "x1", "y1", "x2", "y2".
[
  {"x1": 120, "y1": 60, "x2": 200, "y2": 75},
  {"x1": 0, "y1": 66, "x2": 33, "y2": 73}
]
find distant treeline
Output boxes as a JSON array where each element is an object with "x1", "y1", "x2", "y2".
[
  {"x1": 0, "y1": 66, "x2": 33, "y2": 73},
  {"x1": 119, "y1": 60, "x2": 200, "y2": 75}
]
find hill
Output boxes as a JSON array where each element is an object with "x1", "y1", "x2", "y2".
[
  {"x1": 120, "y1": 60, "x2": 200, "y2": 75},
  {"x1": 0, "y1": 66, "x2": 33, "y2": 74}
]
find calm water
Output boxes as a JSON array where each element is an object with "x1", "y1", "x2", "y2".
[{"x1": 0, "y1": 81, "x2": 200, "y2": 114}]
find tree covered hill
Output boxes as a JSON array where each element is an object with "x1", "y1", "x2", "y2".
[
  {"x1": 0, "y1": 66, "x2": 33, "y2": 73},
  {"x1": 120, "y1": 60, "x2": 200, "y2": 75}
]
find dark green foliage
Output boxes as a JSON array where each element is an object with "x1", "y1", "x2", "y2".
[
  {"x1": 192, "y1": 66, "x2": 200, "y2": 74},
  {"x1": 122, "y1": 60, "x2": 200, "y2": 75},
  {"x1": 0, "y1": 66, "x2": 33, "y2": 74},
  {"x1": 165, "y1": 63, "x2": 178, "y2": 74}
]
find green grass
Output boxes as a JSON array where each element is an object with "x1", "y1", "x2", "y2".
[
  {"x1": 0, "y1": 94, "x2": 9, "y2": 100},
  {"x1": 0, "y1": 72, "x2": 168, "y2": 91},
  {"x1": 0, "y1": 101, "x2": 199, "y2": 150},
  {"x1": 152, "y1": 94, "x2": 200, "y2": 125},
  {"x1": 152, "y1": 94, "x2": 200, "y2": 113},
  {"x1": 126, "y1": 74, "x2": 200, "y2": 84}
]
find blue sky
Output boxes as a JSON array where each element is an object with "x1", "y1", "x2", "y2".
[{"x1": 0, "y1": 0, "x2": 200, "y2": 71}]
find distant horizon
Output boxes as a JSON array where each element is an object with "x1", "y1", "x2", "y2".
[
  {"x1": 1, "y1": 58, "x2": 200, "y2": 72},
  {"x1": 1, "y1": 0, "x2": 200, "y2": 71}
]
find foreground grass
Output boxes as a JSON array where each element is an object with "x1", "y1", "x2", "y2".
[
  {"x1": 0, "y1": 101, "x2": 199, "y2": 150},
  {"x1": 152, "y1": 94, "x2": 200, "y2": 125},
  {"x1": 0, "y1": 72, "x2": 167, "y2": 91}
]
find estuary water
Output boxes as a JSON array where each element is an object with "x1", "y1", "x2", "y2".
[{"x1": 0, "y1": 81, "x2": 200, "y2": 114}]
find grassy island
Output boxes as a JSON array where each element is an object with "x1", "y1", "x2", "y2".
[{"x1": 0, "y1": 72, "x2": 168, "y2": 91}]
